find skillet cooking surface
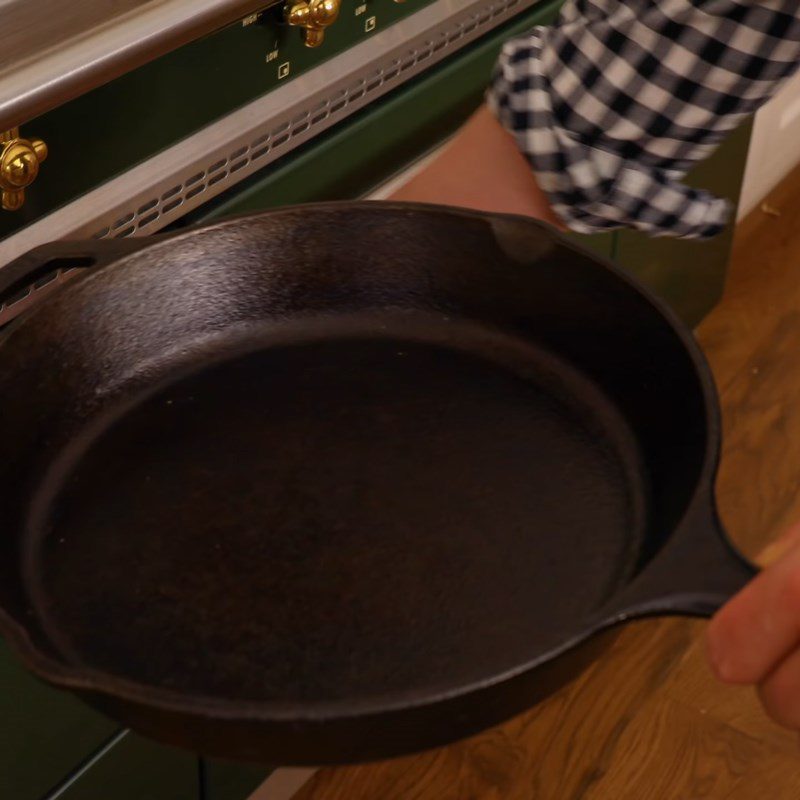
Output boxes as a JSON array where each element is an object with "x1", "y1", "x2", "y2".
[{"x1": 25, "y1": 317, "x2": 647, "y2": 709}]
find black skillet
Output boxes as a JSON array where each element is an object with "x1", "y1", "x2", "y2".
[{"x1": 0, "y1": 202, "x2": 756, "y2": 765}]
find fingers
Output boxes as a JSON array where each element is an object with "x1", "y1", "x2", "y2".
[
  {"x1": 707, "y1": 535, "x2": 800, "y2": 685},
  {"x1": 707, "y1": 522, "x2": 800, "y2": 731},
  {"x1": 759, "y1": 646, "x2": 800, "y2": 729}
]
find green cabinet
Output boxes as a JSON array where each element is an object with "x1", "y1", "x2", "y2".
[
  {"x1": 0, "y1": 637, "x2": 198, "y2": 800},
  {"x1": 568, "y1": 232, "x2": 615, "y2": 260},
  {"x1": 0, "y1": 640, "x2": 116, "y2": 800},
  {"x1": 50, "y1": 733, "x2": 197, "y2": 800},
  {"x1": 202, "y1": 760, "x2": 272, "y2": 800},
  {"x1": 613, "y1": 121, "x2": 752, "y2": 328}
]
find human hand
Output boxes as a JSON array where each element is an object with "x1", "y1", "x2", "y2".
[{"x1": 707, "y1": 522, "x2": 800, "y2": 729}]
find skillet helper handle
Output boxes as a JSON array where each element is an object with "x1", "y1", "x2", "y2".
[
  {"x1": 0, "y1": 237, "x2": 157, "y2": 327},
  {"x1": 604, "y1": 497, "x2": 758, "y2": 623}
]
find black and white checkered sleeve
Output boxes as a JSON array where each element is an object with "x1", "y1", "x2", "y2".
[{"x1": 487, "y1": 0, "x2": 800, "y2": 239}]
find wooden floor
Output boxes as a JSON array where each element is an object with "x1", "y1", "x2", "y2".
[{"x1": 288, "y1": 166, "x2": 800, "y2": 799}]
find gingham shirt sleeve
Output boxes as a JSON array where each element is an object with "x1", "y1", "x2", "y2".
[{"x1": 487, "y1": 0, "x2": 800, "y2": 239}]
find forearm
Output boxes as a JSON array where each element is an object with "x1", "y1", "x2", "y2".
[{"x1": 389, "y1": 105, "x2": 563, "y2": 228}]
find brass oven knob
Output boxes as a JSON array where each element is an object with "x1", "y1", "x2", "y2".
[
  {"x1": 286, "y1": 0, "x2": 341, "y2": 47},
  {"x1": 1, "y1": 128, "x2": 48, "y2": 211}
]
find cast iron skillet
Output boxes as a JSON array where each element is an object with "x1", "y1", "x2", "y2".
[{"x1": 0, "y1": 202, "x2": 756, "y2": 765}]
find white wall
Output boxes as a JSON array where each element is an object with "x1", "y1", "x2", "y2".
[{"x1": 738, "y1": 68, "x2": 800, "y2": 219}]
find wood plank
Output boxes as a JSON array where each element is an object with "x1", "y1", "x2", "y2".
[
  {"x1": 698, "y1": 161, "x2": 800, "y2": 397},
  {"x1": 661, "y1": 634, "x2": 797, "y2": 757},
  {"x1": 582, "y1": 697, "x2": 775, "y2": 799},
  {"x1": 714, "y1": 312, "x2": 800, "y2": 558}
]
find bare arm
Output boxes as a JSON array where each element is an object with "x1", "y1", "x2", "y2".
[{"x1": 389, "y1": 105, "x2": 563, "y2": 228}]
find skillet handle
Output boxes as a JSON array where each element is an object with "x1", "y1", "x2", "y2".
[
  {"x1": 601, "y1": 495, "x2": 758, "y2": 624},
  {"x1": 0, "y1": 237, "x2": 157, "y2": 327}
]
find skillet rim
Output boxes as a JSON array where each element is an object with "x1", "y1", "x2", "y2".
[{"x1": 0, "y1": 199, "x2": 723, "y2": 724}]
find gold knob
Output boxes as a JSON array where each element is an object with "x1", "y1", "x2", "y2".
[
  {"x1": 1, "y1": 128, "x2": 48, "y2": 211},
  {"x1": 286, "y1": 0, "x2": 341, "y2": 47}
]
